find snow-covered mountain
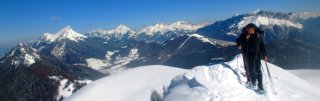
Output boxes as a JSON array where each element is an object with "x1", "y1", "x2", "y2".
[
  {"x1": 135, "y1": 21, "x2": 203, "y2": 43},
  {"x1": 31, "y1": 21, "x2": 204, "y2": 72},
  {"x1": 138, "y1": 21, "x2": 201, "y2": 35},
  {"x1": 65, "y1": 55, "x2": 320, "y2": 101},
  {"x1": 34, "y1": 26, "x2": 108, "y2": 65},
  {"x1": 87, "y1": 21, "x2": 204, "y2": 43},
  {"x1": 0, "y1": 43, "x2": 106, "y2": 101},
  {"x1": 33, "y1": 24, "x2": 236, "y2": 74},
  {"x1": 31, "y1": 10, "x2": 320, "y2": 72},
  {"x1": 87, "y1": 24, "x2": 136, "y2": 40},
  {"x1": 0, "y1": 43, "x2": 40, "y2": 67},
  {"x1": 34, "y1": 26, "x2": 148, "y2": 73},
  {"x1": 196, "y1": 10, "x2": 307, "y2": 42},
  {"x1": 39, "y1": 26, "x2": 87, "y2": 43}
]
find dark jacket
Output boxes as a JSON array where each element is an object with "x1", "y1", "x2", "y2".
[{"x1": 236, "y1": 26, "x2": 268, "y2": 59}]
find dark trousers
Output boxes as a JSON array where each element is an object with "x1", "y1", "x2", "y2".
[{"x1": 245, "y1": 52, "x2": 263, "y2": 88}]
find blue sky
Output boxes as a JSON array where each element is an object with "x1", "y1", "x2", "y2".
[{"x1": 0, "y1": 0, "x2": 319, "y2": 48}]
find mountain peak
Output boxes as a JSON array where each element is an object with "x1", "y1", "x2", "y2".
[
  {"x1": 57, "y1": 26, "x2": 75, "y2": 35},
  {"x1": 103, "y1": 24, "x2": 134, "y2": 36},
  {"x1": 64, "y1": 26, "x2": 72, "y2": 30},
  {"x1": 251, "y1": 9, "x2": 271, "y2": 14},
  {"x1": 113, "y1": 24, "x2": 133, "y2": 34},
  {"x1": 40, "y1": 26, "x2": 87, "y2": 42},
  {"x1": 1, "y1": 43, "x2": 40, "y2": 67},
  {"x1": 56, "y1": 26, "x2": 87, "y2": 41},
  {"x1": 172, "y1": 21, "x2": 191, "y2": 25},
  {"x1": 249, "y1": 10, "x2": 294, "y2": 18},
  {"x1": 116, "y1": 24, "x2": 130, "y2": 30}
]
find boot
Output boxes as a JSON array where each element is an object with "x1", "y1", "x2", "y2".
[
  {"x1": 258, "y1": 85, "x2": 264, "y2": 91},
  {"x1": 247, "y1": 82, "x2": 257, "y2": 89},
  {"x1": 256, "y1": 85, "x2": 265, "y2": 94}
]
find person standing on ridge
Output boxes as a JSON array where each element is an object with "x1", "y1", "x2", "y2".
[{"x1": 236, "y1": 23, "x2": 268, "y2": 91}]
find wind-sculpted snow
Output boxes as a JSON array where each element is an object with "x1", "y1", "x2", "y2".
[{"x1": 163, "y1": 54, "x2": 320, "y2": 101}]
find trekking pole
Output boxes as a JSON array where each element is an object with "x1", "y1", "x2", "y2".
[
  {"x1": 236, "y1": 53, "x2": 239, "y2": 69},
  {"x1": 264, "y1": 60, "x2": 277, "y2": 95},
  {"x1": 260, "y1": 62, "x2": 268, "y2": 85}
]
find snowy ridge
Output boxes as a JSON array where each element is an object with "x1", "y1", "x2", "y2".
[
  {"x1": 196, "y1": 10, "x2": 310, "y2": 42},
  {"x1": 236, "y1": 15, "x2": 303, "y2": 29},
  {"x1": 88, "y1": 24, "x2": 135, "y2": 39},
  {"x1": 138, "y1": 21, "x2": 202, "y2": 35},
  {"x1": 87, "y1": 21, "x2": 203, "y2": 41},
  {"x1": 109, "y1": 24, "x2": 133, "y2": 34},
  {"x1": 3, "y1": 43, "x2": 40, "y2": 67},
  {"x1": 41, "y1": 26, "x2": 87, "y2": 42},
  {"x1": 234, "y1": 10, "x2": 303, "y2": 29},
  {"x1": 188, "y1": 34, "x2": 217, "y2": 46},
  {"x1": 188, "y1": 34, "x2": 235, "y2": 47},
  {"x1": 163, "y1": 54, "x2": 320, "y2": 101}
]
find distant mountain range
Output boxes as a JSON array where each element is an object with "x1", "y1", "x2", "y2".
[
  {"x1": 197, "y1": 10, "x2": 318, "y2": 43},
  {"x1": 1, "y1": 10, "x2": 320, "y2": 100},
  {"x1": 87, "y1": 21, "x2": 204, "y2": 43}
]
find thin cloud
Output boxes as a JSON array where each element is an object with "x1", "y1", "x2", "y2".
[{"x1": 49, "y1": 16, "x2": 61, "y2": 21}]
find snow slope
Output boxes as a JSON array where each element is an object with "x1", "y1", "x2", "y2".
[
  {"x1": 48, "y1": 76, "x2": 93, "y2": 100},
  {"x1": 65, "y1": 55, "x2": 320, "y2": 101},
  {"x1": 289, "y1": 69, "x2": 320, "y2": 88},
  {"x1": 163, "y1": 55, "x2": 320, "y2": 101},
  {"x1": 65, "y1": 65, "x2": 188, "y2": 101}
]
